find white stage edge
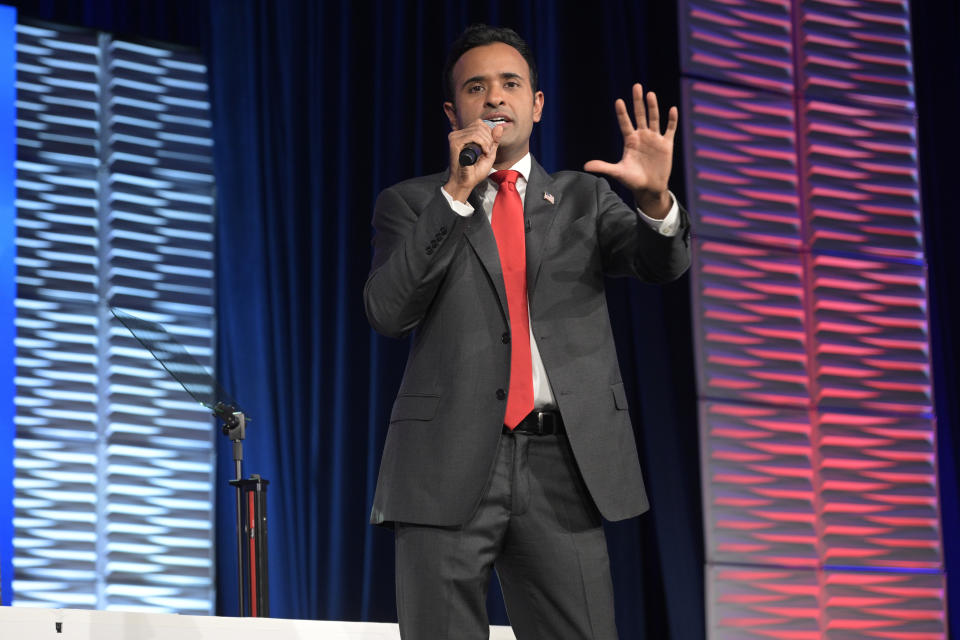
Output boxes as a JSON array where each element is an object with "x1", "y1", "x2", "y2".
[{"x1": 0, "y1": 607, "x2": 518, "y2": 639}]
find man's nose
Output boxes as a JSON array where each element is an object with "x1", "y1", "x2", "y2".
[{"x1": 485, "y1": 87, "x2": 505, "y2": 107}]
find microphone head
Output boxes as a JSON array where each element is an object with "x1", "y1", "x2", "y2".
[{"x1": 459, "y1": 146, "x2": 480, "y2": 167}]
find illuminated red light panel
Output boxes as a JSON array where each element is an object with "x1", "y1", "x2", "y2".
[
  {"x1": 710, "y1": 565, "x2": 945, "y2": 640},
  {"x1": 680, "y1": 0, "x2": 944, "y2": 637}
]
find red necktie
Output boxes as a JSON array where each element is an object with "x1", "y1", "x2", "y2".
[{"x1": 490, "y1": 170, "x2": 534, "y2": 429}]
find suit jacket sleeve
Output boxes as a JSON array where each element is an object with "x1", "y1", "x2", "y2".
[
  {"x1": 364, "y1": 178, "x2": 468, "y2": 338},
  {"x1": 592, "y1": 175, "x2": 691, "y2": 283}
]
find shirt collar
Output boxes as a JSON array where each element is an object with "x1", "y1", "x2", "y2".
[{"x1": 488, "y1": 153, "x2": 531, "y2": 183}]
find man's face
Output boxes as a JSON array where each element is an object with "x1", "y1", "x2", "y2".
[{"x1": 444, "y1": 42, "x2": 544, "y2": 166}]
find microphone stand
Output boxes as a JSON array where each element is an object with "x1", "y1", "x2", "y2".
[
  {"x1": 214, "y1": 403, "x2": 270, "y2": 618},
  {"x1": 217, "y1": 404, "x2": 248, "y2": 617},
  {"x1": 110, "y1": 306, "x2": 270, "y2": 617}
]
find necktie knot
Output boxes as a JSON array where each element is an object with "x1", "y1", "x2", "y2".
[{"x1": 491, "y1": 170, "x2": 520, "y2": 189}]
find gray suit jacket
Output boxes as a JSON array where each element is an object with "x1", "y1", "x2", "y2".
[{"x1": 364, "y1": 157, "x2": 691, "y2": 526}]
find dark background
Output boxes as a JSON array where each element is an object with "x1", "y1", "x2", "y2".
[{"x1": 6, "y1": 1, "x2": 957, "y2": 638}]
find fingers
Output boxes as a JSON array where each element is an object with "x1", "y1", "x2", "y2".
[
  {"x1": 469, "y1": 119, "x2": 497, "y2": 156},
  {"x1": 583, "y1": 159, "x2": 621, "y2": 178},
  {"x1": 646, "y1": 91, "x2": 660, "y2": 133},
  {"x1": 614, "y1": 99, "x2": 633, "y2": 138},
  {"x1": 446, "y1": 119, "x2": 501, "y2": 194},
  {"x1": 623, "y1": 83, "x2": 678, "y2": 136},
  {"x1": 633, "y1": 83, "x2": 646, "y2": 130},
  {"x1": 665, "y1": 105, "x2": 679, "y2": 140},
  {"x1": 448, "y1": 119, "x2": 499, "y2": 158}
]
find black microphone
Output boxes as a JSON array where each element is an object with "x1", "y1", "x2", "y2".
[{"x1": 459, "y1": 120, "x2": 497, "y2": 167}]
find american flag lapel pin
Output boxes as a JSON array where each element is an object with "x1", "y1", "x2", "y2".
[{"x1": 543, "y1": 191, "x2": 554, "y2": 205}]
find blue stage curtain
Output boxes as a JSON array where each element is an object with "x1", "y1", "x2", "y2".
[{"x1": 913, "y1": 3, "x2": 960, "y2": 638}]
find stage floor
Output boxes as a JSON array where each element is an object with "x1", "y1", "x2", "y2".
[{"x1": 0, "y1": 606, "x2": 518, "y2": 639}]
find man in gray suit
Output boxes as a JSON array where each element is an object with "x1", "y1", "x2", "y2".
[{"x1": 364, "y1": 24, "x2": 690, "y2": 640}]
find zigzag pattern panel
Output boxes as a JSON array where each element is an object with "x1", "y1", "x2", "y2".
[
  {"x1": 692, "y1": 241, "x2": 809, "y2": 407},
  {"x1": 102, "y1": 37, "x2": 215, "y2": 612},
  {"x1": 804, "y1": 101, "x2": 922, "y2": 261},
  {"x1": 13, "y1": 23, "x2": 102, "y2": 607},
  {"x1": 682, "y1": 80, "x2": 801, "y2": 249},
  {"x1": 700, "y1": 401, "x2": 817, "y2": 568},
  {"x1": 812, "y1": 254, "x2": 930, "y2": 415},
  {"x1": 709, "y1": 565, "x2": 946, "y2": 639},
  {"x1": 105, "y1": 37, "x2": 215, "y2": 317},
  {"x1": 799, "y1": 0, "x2": 914, "y2": 110},
  {"x1": 819, "y1": 410, "x2": 939, "y2": 570},
  {"x1": 104, "y1": 323, "x2": 215, "y2": 612},
  {"x1": 702, "y1": 401, "x2": 939, "y2": 569},
  {"x1": 682, "y1": 0, "x2": 940, "y2": 548},
  {"x1": 682, "y1": 0, "x2": 939, "y2": 635},
  {"x1": 683, "y1": 0, "x2": 914, "y2": 108},
  {"x1": 683, "y1": 45, "x2": 923, "y2": 264},
  {"x1": 709, "y1": 565, "x2": 820, "y2": 640},
  {"x1": 681, "y1": 0, "x2": 793, "y2": 94},
  {"x1": 13, "y1": 22, "x2": 216, "y2": 613}
]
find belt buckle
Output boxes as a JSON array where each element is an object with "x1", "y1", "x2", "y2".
[{"x1": 535, "y1": 411, "x2": 553, "y2": 435}]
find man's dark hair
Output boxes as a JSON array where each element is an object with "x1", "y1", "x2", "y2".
[{"x1": 443, "y1": 24, "x2": 538, "y2": 103}]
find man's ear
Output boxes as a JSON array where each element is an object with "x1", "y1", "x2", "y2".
[
  {"x1": 532, "y1": 91, "x2": 544, "y2": 123},
  {"x1": 443, "y1": 101, "x2": 459, "y2": 130}
]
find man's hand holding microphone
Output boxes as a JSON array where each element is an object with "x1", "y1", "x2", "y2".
[{"x1": 443, "y1": 119, "x2": 503, "y2": 203}]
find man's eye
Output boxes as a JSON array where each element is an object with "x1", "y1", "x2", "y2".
[
  {"x1": 468, "y1": 85, "x2": 484, "y2": 93},
  {"x1": 505, "y1": 81, "x2": 519, "y2": 88}
]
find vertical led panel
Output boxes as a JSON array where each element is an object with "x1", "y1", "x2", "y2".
[
  {"x1": 0, "y1": 3, "x2": 16, "y2": 607},
  {"x1": 14, "y1": 23, "x2": 102, "y2": 609},
  {"x1": 692, "y1": 241, "x2": 808, "y2": 408},
  {"x1": 12, "y1": 22, "x2": 216, "y2": 613},
  {"x1": 701, "y1": 401, "x2": 817, "y2": 568},
  {"x1": 682, "y1": 0, "x2": 944, "y2": 637},
  {"x1": 709, "y1": 565, "x2": 945, "y2": 639}
]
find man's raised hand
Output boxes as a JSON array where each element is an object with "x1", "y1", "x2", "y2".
[{"x1": 583, "y1": 83, "x2": 678, "y2": 218}]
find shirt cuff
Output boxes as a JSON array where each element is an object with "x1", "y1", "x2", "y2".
[
  {"x1": 441, "y1": 186, "x2": 475, "y2": 217},
  {"x1": 637, "y1": 190, "x2": 680, "y2": 237}
]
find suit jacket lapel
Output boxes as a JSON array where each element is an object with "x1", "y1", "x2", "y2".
[
  {"x1": 523, "y1": 158, "x2": 558, "y2": 296},
  {"x1": 460, "y1": 181, "x2": 510, "y2": 326}
]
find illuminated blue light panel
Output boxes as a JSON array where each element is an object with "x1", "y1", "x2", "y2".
[
  {"x1": 0, "y1": 3, "x2": 15, "y2": 609},
  {"x1": 12, "y1": 23, "x2": 216, "y2": 613}
]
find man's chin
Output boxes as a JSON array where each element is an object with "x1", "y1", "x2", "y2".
[{"x1": 494, "y1": 143, "x2": 528, "y2": 168}]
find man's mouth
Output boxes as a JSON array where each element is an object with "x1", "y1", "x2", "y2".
[{"x1": 484, "y1": 114, "x2": 512, "y2": 125}]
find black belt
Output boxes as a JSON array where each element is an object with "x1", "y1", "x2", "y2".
[{"x1": 503, "y1": 410, "x2": 564, "y2": 436}]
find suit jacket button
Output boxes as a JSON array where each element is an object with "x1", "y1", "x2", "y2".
[
  {"x1": 426, "y1": 247, "x2": 433, "y2": 255},
  {"x1": 501, "y1": 332, "x2": 510, "y2": 344},
  {"x1": 440, "y1": 226, "x2": 447, "y2": 234},
  {"x1": 496, "y1": 388, "x2": 506, "y2": 400}
]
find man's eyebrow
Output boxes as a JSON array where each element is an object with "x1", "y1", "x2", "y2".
[
  {"x1": 460, "y1": 75, "x2": 487, "y2": 89},
  {"x1": 460, "y1": 72, "x2": 525, "y2": 89}
]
